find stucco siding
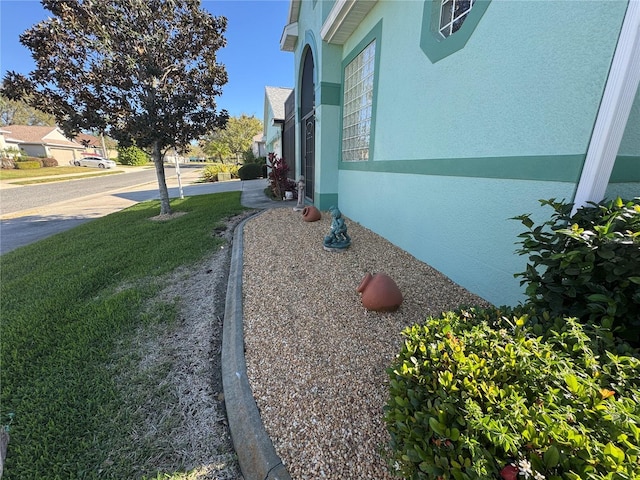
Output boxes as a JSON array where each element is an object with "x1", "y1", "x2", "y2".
[
  {"x1": 605, "y1": 182, "x2": 640, "y2": 200},
  {"x1": 607, "y1": 86, "x2": 640, "y2": 199},
  {"x1": 289, "y1": 0, "x2": 632, "y2": 307},
  {"x1": 338, "y1": 169, "x2": 577, "y2": 306},
  {"x1": 339, "y1": 1, "x2": 627, "y2": 164},
  {"x1": 618, "y1": 85, "x2": 640, "y2": 156}
]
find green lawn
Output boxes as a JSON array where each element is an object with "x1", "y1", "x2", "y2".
[
  {"x1": 0, "y1": 166, "x2": 99, "y2": 179},
  {"x1": 0, "y1": 166, "x2": 135, "y2": 184},
  {"x1": 0, "y1": 192, "x2": 246, "y2": 478}
]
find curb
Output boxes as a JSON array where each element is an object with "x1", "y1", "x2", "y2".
[{"x1": 222, "y1": 212, "x2": 292, "y2": 480}]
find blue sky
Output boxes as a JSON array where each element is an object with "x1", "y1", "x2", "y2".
[{"x1": 0, "y1": 0, "x2": 293, "y2": 118}]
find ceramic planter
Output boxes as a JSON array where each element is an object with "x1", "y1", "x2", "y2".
[
  {"x1": 357, "y1": 272, "x2": 403, "y2": 312},
  {"x1": 302, "y1": 205, "x2": 321, "y2": 222}
]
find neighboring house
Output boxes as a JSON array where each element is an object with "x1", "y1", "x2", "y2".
[
  {"x1": 0, "y1": 128, "x2": 9, "y2": 153},
  {"x1": 163, "y1": 148, "x2": 185, "y2": 164},
  {"x1": 1, "y1": 125, "x2": 85, "y2": 163},
  {"x1": 264, "y1": 86, "x2": 295, "y2": 176},
  {"x1": 74, "y1": 132, "x2": 115, "y2": 159},
  {"x1": 279, "y1": 0, "x2": 640, "y2": 306},
  {"x1": 252, "y1": 133, "x2": 266, "y2": 159}
]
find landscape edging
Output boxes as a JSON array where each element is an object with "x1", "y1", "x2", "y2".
[{"x1": 222, "y1": 211, "x2": 292, "y2": 480}]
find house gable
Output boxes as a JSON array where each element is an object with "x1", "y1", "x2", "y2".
[{"x1": 2, "y1": 125, "x2": 84, "y2": 160}]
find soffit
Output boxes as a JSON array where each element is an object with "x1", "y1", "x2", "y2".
[{"x1": 321, "y1": 0, "x2": 377, "y2": 45}]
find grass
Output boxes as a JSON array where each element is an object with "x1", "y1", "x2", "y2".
[
  {"x1": 9, "y1": 170, "x2": 124, "y2": 185},
  {"x1": 0, "y1": 192, "x2": 246, "y2": 479},
  {"x1": 0, "y1": 166, "x2": 98, "y2": 180},
  {"x1": 0, "y1": 164, "x2": 152, "y2": 183}
]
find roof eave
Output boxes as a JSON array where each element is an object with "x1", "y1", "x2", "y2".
[
  {"x1": 280, "y1": 21, "x2": 299, "y2": 52},
  {"x1": 287, "y1": 0, "x2": 301, "y2": 24},
  {"x1": 321, "y1": 0, "x2": 378, "y2": 45}
]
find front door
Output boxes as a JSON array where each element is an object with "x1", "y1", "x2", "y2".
[
  {"x1": 300, "y1": 47, "x2": 315, "y2": 202},
  {"x1": 302, "y1": 111, "x2": 315, "y2": 200}
]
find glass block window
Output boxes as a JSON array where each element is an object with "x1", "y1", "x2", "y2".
[
  {"x1": 439, "y1": 0, "x2": 475, "y2": 39},
  {"x1": 342, "y1": 40, "x2": 376, "y2": 162}
]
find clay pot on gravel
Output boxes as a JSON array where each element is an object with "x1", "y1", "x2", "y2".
[
  {"x1": 357, "y1": 272, "x2": 403, "y2": 312},
  {"x1": 302, "y1": 206, "x2": 321, "y2": 222}
]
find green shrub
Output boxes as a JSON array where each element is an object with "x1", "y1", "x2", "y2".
[
  {"x1": 117, "y1": 145, "x2": 148, "y2": 165},
  {"x1": 41, "y1": 157, "x2": 58, "y2": 167},
  {"x1": 242, "y1": 148, "x2": 258, "y2": 163},
  {"x1": 238, "y1": 162, "x2": 263, "y2": 180},
  {"x1": 14, "y1": 161, "x2": 41, "y2": 170},
  {"x1": 384, "y1": 306, "x2": 640, "y2": 480},
  {"x1": 201, "y1": 163, "x2": 239, "y2": 182},
  {"x1": 514, "y1": 197, "x2": 640, "y2": 344}
]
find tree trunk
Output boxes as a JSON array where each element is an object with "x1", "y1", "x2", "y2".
[{"x1": 153, "y1": 140, "x2": 172, "y2": 215}]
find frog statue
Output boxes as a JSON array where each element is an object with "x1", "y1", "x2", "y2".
[{"x1": 323, "y1": 206, "x2": 351, "y2": 251}]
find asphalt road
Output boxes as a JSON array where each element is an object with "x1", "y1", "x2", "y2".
[
  {"x1": 1, "y1": 166, "x2": 162, "y2": 215},
  {"x1": 0, "y1": 164, "x2": 246, "y2": 255}
]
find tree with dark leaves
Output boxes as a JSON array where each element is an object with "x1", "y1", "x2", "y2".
[{"x1": 2, "y1": 0, "x2": 229, "y2": 214}]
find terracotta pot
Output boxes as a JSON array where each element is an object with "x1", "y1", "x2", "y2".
[
  {"x1": 357, "y1": 272, "x2": 403, "y2": 312},
  {"x1": 302, "y1": 205, "x2": 321, "y2": 222}
]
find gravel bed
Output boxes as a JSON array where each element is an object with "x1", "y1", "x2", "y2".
[{"x1": 242, "y1": 208, "x2": 490, "y2": 479}]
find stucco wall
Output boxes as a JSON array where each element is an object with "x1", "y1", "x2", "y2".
[
  {"x1": 618, "y1": 86, "x2": 640, "y2": 156},
  {"x1": 292, "y1": 0, "x2": 630, "y2": 306},
  {"x1": 338, "y1": 170, "x2": 576, "y2": 305},
  {"x1": 608, "y1": 86, "x2": 640, "y2": 200},
  {"x1": 343, "y1": 0, "x2": 626, "y2": 162}
]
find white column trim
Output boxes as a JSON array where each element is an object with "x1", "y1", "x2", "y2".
[{"x1": 573, "y1": 0, "x2": 640, "y2": 211}]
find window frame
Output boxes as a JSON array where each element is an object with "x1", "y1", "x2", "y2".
[
  {"x1": 339, "y1": 20, "x2": 382, "y2": 164},
  {"x1": 420, "y1": 0, "x2": 491, "y2": 63}
]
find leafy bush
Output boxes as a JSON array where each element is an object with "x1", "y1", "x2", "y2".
[
  {"x1": 41, "y1": 157, "x2": 58, "y2": 167},
  {"x1": 1, "y1": 147, "x2": 23, "y2": 159},
  {"x1": 14, "y1": 161, "x2": 41, "y2": 170},
  {"x1": 201, "y1": 162, "x2": 239, "y2": 182},
  {"x1": 117, "y1": 145, "x2": 148, "y2": 165},
  {"x1": 385, "y1": 306, "x2": 640, "y2": 480},
  {"x1": 242, "y1": 148, "x2": 258, "y2": 163},
  {"x1": 267, "y1": 152, "x2": 295, "y2": 199},
  {"x1": 238, "y1": 162, "x2": 263, "y2": 180},
  {"x1": 514, "y1": 197, "x2": 640, "y2": 344}
]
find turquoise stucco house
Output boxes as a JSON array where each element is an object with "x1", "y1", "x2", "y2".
[{"x1": 279, "y1": 0, "x2": 640, "y2": 306}]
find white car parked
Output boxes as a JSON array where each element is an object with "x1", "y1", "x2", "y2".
[{"x1": 70, "y1": 156, "x2": 117, "y2": 169}]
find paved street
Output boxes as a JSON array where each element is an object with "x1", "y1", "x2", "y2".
[{"x1": 0, "y1": 165, "x2": 254, "y2": 255}]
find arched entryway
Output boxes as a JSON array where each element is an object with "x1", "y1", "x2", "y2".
[{"x1": 300, "y1": 47, "x2": 315, "y2": 202}]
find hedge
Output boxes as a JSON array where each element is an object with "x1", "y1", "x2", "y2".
[
  {"x1": 385, "y1": 306, "x2": 640, "y2": 480},
  {"x1": 14, "y1": 161, "x2": 42, "y2": 170}
]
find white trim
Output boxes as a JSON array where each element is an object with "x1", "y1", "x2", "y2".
[
  {"x1": 321, "y1": 0, "x2": 377, "y2": 45},
  {"x1": 574, "y1": 0, "x2": 640, "y2": 211},
  {"x1": 280, "y1": 22, "x2": 299, "y2": 52},
  {"x1": 287, "y1": 0, "x2": 301, "y2": 24}
]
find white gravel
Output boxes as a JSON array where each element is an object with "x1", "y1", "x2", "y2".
[{"x1": 242, "y1": 208, "x2": 490, "y2": 479}]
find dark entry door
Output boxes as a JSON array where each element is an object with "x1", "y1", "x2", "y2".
[
  {"x1": 303, "y1": 111, "x2": 315, "y2": 200},
  {"x1": 300, "y1": 47, "x2": 315, "y2": 202}
]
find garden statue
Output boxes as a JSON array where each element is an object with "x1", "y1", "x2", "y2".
[
  {"x1": 293, "y1": 176, "x2": 305, "y2": 211},
  {"x1": 323, "y1": 206, "x2": 351, "y2": 251}
]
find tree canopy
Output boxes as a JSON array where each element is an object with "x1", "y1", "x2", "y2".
[
  {"x1": 201, "y1": 114, "x2": 262, "y2": 162},
  {"x1": 0, "y1": 94, "x2": 56, "y2": 126},
  {"x1": 1, "y1": 0, "x2": 229, "y2": 214}
]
